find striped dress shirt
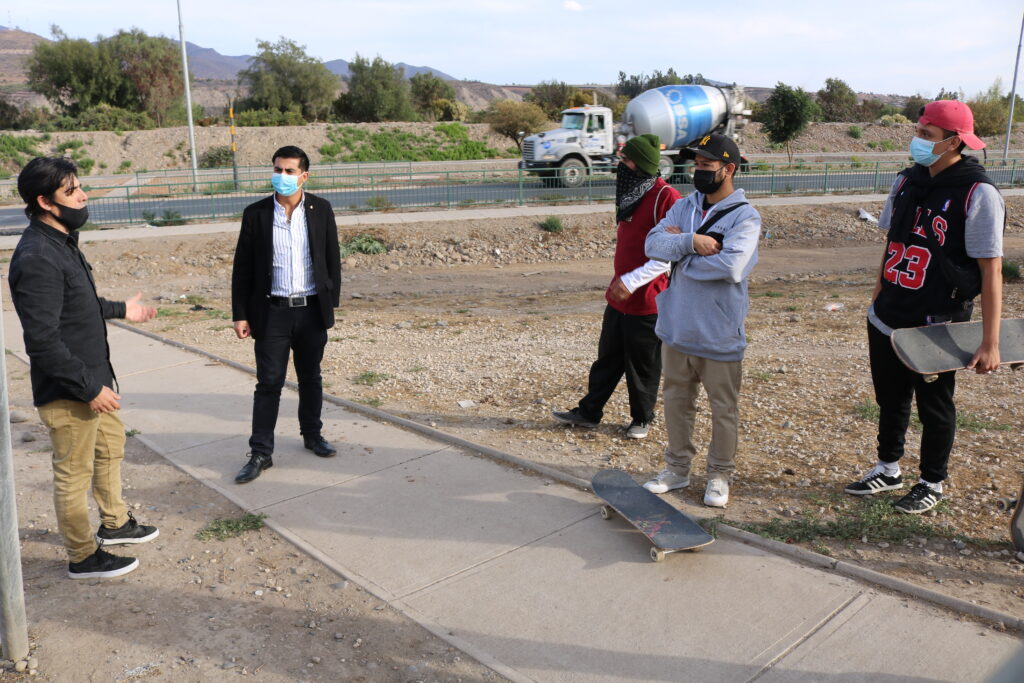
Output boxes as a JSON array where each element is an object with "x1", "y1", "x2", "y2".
[{"x1": 270, "y1": 193, "x2": 316, "y2": 297}]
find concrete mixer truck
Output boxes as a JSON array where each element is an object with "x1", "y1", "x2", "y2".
[{"x1": 519, "y1": 84, "x2": 749, "y2": 188}]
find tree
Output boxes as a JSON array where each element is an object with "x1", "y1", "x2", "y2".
[
  {"x1": 239, "y1": 38, "x2": 338, "y2": 121},
  {"x1": 333, "y1": 54, "x2": 416, "y2": 122},
  {"x1": 485, "y1": 100, "x2": 548, "y2": 151},
  {"x1": 760, "y1": 83, "x2": 816, "y2": 162},
  {"x1": 104, "y1": 30, "x2": 183, "y2": 126},
  {"x1": 968, "y1": 80, "x2": 1007, "y2": 137},
  {"x1": 935, "y1": 88, "x2": 962, "y2": 102},
  {"x1": 26, "y1": 26, "x2": 120, "y2": 116},
  {"x1": 615, "y1": 69, "x2": 706, "y2": 99},
  {"x1": 409, "y1": 72, "x2": 455, "y2": 120},
  {"x1": 524, "y1": 80, "x2": 578, "y2": 118},
  {"x1": 0, "y1": 96, "x2": 23, "y2": 129},
  {"x1": 901, "y1": 94, "x2": 928, "y2": 121},
  {"x1": 816, "y1": 78, "x2": 858, "y2": 122}
]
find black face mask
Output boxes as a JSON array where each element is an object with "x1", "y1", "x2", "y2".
[
  {"x1": 693, "y1": 168, "x2": 725, "y2": 195},
  {"x1": 50, "y1": 204, "x2": 89, "y2": 231}
]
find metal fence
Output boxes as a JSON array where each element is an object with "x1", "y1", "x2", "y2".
[{"x1": 80, "y1": 158, "x2": 1024, "y2": 226}]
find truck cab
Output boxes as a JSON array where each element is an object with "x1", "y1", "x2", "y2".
[{"x1": 519, "y1": 105, "x2": 615, "y2": 188}]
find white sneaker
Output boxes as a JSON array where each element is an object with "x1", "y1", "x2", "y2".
[
  {"x1": 643, "y1": 469, "x2": 690, "y2": 494},
  {"x1": 704, "y1": 476, "x2": 729, "y2": 508}
]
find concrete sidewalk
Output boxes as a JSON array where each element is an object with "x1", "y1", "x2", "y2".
[{"x1": 3, "y1": 313, "x2": 1023, "y2": 682}]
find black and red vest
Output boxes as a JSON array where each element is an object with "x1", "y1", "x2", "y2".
[{"x1": 874, "y1": 159, "x2": 991, "y2": 329}]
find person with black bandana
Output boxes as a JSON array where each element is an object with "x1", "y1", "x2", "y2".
[
  {"x1": 9, "y1": 157, "x2": 160, "y2": 580},
  {"x1": 552, "y1": 134, "x2": 680, "y2": 439},
  {"x1": 844, "y1": 100, "x2": 1004, "y2": 514}
]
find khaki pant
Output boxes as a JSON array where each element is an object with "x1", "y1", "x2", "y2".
[
  {"x1": 38, "y1": 399, "x2": 129, "y2": 563},
  {"x1": 661, "y1": 345, "x2": 743, "y2": 478}
]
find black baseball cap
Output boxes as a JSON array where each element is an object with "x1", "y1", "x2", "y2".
[{"x1": 693, "y1": 133, "x2": 741, "y2": 167}]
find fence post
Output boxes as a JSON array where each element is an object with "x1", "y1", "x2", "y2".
[
  {"x1": 446, "y1": 171, "x2": 452, "y2": 209},
  {"x1": 822, "y1": 163, "x2": 829, "y2": 193},
  {"x1": 517, "y1": 166, "x2": 525, "y2": 206},
  {"x1": 1013, "y1": 158, "x2": 1019, "y2": 186},
  {"x1": 769, "y1": 163, "x2": 776, "y2": 196},
  {"x1": 873, "y1": 162, "x2": 880, "y2": 193},
  {"x1": 0, "y1": 285, "x2": 29, "y2": 664}
]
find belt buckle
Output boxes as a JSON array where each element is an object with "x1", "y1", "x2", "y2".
[{"x1": 288, "y1": 295, "x2": 306, "y2": 307}]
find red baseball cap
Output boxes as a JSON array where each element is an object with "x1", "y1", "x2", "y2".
[{"x1": 918, "y1": 100, "x2": 985, "y2": 150}]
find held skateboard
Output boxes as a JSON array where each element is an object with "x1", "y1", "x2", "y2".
[
  {"x1": 591, "y1": 469, "x2": 714, "y2": 562},
  {"x1": 890, "y1": 318, "x2": 1024, "y2": 382}
]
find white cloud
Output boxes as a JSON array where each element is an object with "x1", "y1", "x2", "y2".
[{"x1": 564, "y1": 1, "x2": 584, "y2": 11}]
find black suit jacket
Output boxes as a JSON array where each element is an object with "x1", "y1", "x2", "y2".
[{"x1": 231, "y1": 192, "x2": 341, "y2": 339}]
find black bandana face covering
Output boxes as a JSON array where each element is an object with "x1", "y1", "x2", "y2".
[
  {"x1": 615, "y1": 162, "x2": 657, "y2": 222},
  {"x1": 51, "y1": 204, "x2": 90, "y2": 231}
]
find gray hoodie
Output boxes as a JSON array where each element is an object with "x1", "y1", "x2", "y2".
[{"x1": 644, "y1": 189, "x2": 761, "y2": 362}]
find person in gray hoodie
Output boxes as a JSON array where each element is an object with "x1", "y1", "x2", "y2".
[{"x1": 641, "y1": 133, "x2": 762, "y2": 507}]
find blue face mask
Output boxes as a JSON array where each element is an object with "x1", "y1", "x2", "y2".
[
  {"x1": 271, "y1": 172, "x2": 302, "y2": 196},
  {"x1": 909, "y1": 135, "x2": 953, "y2": 167}
]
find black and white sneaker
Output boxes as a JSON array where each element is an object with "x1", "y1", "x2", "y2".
[
  {"x1": 95, "y1": 511, "x2": 159, "y2": 546},
  {"x1": 844, "y1": 466, "x2": 903, "y2": 496},
  {"x1": 893, "y1": 483, "x2": 942, "y2": 514},
  {"x1": 551, "y1": 408, "x2": 598, "y2": 428},
  {"x1": 68, "y1": 547, "x2": 139, "y2": 580}
]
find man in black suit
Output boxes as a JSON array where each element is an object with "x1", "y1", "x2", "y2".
[{"x1": 231, "y1": 145, "x2": 342, "y2": 484}]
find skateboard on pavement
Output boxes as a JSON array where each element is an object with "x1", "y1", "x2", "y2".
[
  {"x1": 890, "y1": 318, "x2": 1024, "y2": 382},
  {"x1": 591, "y1": 469, "x2": 714, "y2": 562},
  {"x1": 996, "y1": 481, "x2": 1024, "y2": 562}
]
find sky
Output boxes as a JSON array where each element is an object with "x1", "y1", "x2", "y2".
[{"x1": 7, "y1": 1, "x2": 1024, "y2": 98}]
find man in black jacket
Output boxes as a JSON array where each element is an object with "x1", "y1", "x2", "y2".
[
  {"x1": 231, "y1": 146, "x2": 342, "y2": 483},
  {"x1": 9, "y1": 157, "x2": 159, "y2": 580}
]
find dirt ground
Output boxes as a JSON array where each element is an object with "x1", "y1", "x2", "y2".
[{"x1": 2, "y1": 198, "x2": 1024, "y2": 678}]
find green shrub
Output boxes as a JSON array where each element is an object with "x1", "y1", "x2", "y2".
[
  {"x1": 199, "y1": 145, "x2": 234, "y2": 169},
  {"x1": 539, "y1": 216, "x2": 563, "y2": 233},
  {"x1": 1004, "y1": 260, "x2": 1021, "y2": 281},
  {"x1": 340, "y1": 234, "x2": 388, "y2": 257},
  {"x1": 879, "y1": 113, "x2": 911, "y2": 126},
  {"x1": 0, "y1": 134, "x2": 43, "y2": 171},
  {"x1": 142, "y1": 209, "x2": 186, "y2": 226},
  {"x1": 319, "y1": 123, "x2": 504, "y2": 163},
  {"x1": 235, "y1": 107, "x2": 306, "y2": 127},
  {"x1": 847, "y1": 125, "x2": 862, "y2": 139},
  {"x1": 50, "y1": 104, "x2": 155, "y2": 132}
]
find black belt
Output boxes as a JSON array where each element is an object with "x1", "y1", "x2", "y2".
[{"x1": 269, "y1": 294, "x2": 317, "y2": 308}]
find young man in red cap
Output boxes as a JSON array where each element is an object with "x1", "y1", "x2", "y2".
[
  {"x1": 552, "y1": 133, "x2": 680, "y2": 438},
  {"x1": 845, "y1": 100, "x2": 1004, "y2": 513}
]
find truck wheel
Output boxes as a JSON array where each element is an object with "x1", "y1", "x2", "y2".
[
  {"x1": 558, "y1": 159, "x2": 587, "y2": 189},
  {"x1": 658, "y1": 156, "x2": 676, "y2": 181}
]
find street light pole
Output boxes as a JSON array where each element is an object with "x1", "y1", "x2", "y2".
[
  {"x1": 177, "y1": 0, "x2": 200, "y2": 189},
  {"x1": 1003, "y1": 10, "x2": 1024, "y2": 161},
  {"x1": 0, "y1": 286, "x2": 28, "y2": 664},
  {"x1": 227, "y1": 93, "x2": 239, "y2": 191}
]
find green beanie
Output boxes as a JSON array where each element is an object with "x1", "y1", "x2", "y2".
[{"x1": 622, "y1": 133, "x2": 661, "y2": 176}]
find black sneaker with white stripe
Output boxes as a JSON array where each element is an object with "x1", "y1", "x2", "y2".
[
  {"x1": 95, "y1": 511, "x2": 159, "y2": 546},
  {"x1": 844, "y1": 468, "x2": 903, "y2": 496},
  {"x1": 68, "y1": 547, "x2": 139, "y2": 580},
  {"x1": 893, "y1": 483, "x2": 942, "y2": 514}
]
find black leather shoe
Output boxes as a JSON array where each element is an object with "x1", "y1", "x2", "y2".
[
  {"x1": 235, "y1": 452, "x2": 273, "y2": 484},
  {"x1": 303, "y1": 435, "x2": 337, "y2": 458}
]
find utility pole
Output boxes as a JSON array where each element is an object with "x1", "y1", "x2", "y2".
[
  {"x1": 0, "y1": 286, "x2": 28, "y2": 664},
  {"x1": 177, "y1": 0, "x2": 200, "y2": 190},
  {"x1": 1004, "y1": 10, "x2": 1024, "y2": 161},
  {"x1": 227, "y1": 93, "x2": 239, "y2": 190}
]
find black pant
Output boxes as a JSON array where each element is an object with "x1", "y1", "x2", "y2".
[
  {"x1": 250, "y1": 303, "x2": 328, "y2": 456},
  {"x1": 577, "y1": 306, "x2": 662, "y2": 424},
  {"x1": 868, "y1": 323, "x2": 956, "y2": 483}
]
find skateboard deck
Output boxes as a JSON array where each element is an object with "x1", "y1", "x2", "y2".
[
  {"x1": 591, "y1": 469, "x2": 714, "y2": 562},
  {"x1": 891, "y1": 318, "x2": 1024, "y2": 380}
]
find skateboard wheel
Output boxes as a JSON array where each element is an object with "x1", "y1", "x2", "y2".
[
  {"x1": 687, "y1": 546, "x2": 704, "y2": 553},
  {"x1": 923, "y1": 374, "x2": 939, "y2": 383},
  {"x1": 600, "y1": 505, "x2": 614, "y2": 520},
  {"x1": 1011, "y1": 362, "x2": 1023, "y2": 372},
  {"x1": 997, "y1": 498, "x2": 1018, "y2": 512},
  {"x1": 650, "y1": 547, "x2": 666, "y2": 562}
]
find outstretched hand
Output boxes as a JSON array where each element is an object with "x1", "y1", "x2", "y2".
[{"x1": 125, "y1": 293, "x2": 157, "y2": 322}]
